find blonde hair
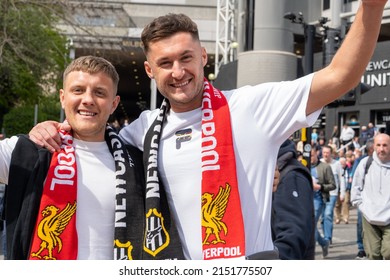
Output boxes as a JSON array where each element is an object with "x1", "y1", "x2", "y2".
[{"x1": 63, "y1": 56, "x2": 119, "y2": 93}]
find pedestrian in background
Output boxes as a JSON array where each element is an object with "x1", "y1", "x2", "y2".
[
  {"x1": 351, "y1": 140, "x2": 374, "y2": 259},
  {"x1": 351, "y1": 133, "x2": 390, "y2": 259},
  {"x1": 272, "y1": 139, "x2": 315, "y2": 259},
  {"x1": 311, "y1": 147, "x2": 336, "y2": 258},
  {"x1": 320, "y1": 145, "x2": 345, "y2": 242}
]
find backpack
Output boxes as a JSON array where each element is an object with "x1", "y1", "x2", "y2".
[{"x1": 362, "y1": 155, "x2": 373, "y2": 188}]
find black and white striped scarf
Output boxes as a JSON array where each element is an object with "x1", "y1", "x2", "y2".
[{"x1": 142, "y1": 100, "x2": 185, "y2": 259}]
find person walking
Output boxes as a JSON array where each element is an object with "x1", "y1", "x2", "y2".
[
  {"x1": 311, "y1": 147, "x2": 336, "y2": 258},
  {"x1": 351, "y1": 139, "x2": 374, "y2": 259},
  {"x1": 28, "y1": 1, "x2": 388, "y2": 259},
  {"x1": 351, "y1": 133, "x2": 390, "y2": 260},
  {"x1": 320, "y1": 145, "x2": 345, "y2": 242}
]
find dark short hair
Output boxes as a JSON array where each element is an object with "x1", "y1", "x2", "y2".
[
  {"x1": 323, "y1": 145, "x2": 333, "y2": 153},
  {"x1": 63, "y1": 56, "x2": 119, "y2": 93},
  {"x1": 141, "y1": 13, "x2": 200, "y2": 55}
]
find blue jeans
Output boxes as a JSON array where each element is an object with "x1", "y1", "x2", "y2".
[
  {"x1": 357, "y1": 209, "x2": 364, "y2": 251},
  {"x1": 321, "y1": 195, "x2": 337, "y2": 242},
  {"x1": 1, "y1": 222, "x2": 5, "y2": 259},
  {"x1": 314, "y1": 192, "x2": 328, "y2": 247}
]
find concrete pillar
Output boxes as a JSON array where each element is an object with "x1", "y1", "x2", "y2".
[{"x1": 237, "y1": 0, "x2": 297, "y2": 86}]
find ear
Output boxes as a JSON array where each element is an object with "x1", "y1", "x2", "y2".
[
  {"x1": 59, "y1": 89, "x2": 65, "y2": 109},
  {"x1": 144, "y1": 61, "x2": 153, "y2": 79},
  {"x1": 111, "y1": 95, "x2": 121, "y2": 114},
  {"x1": 201, "y1": 47, "x2": 208, "y2": 67}
]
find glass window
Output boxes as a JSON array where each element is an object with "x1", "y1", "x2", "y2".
[
  {"x1": 375, "y1": 110, "x2": 390, "y2": 127},
  {"x1": 323, "y1": 0, "x2": 330, "y2": 10}
]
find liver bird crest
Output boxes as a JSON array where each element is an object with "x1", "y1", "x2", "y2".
[
  {"x1": 30, "y1": 202, "x2": 77, "y2": 260},
  {"x1": 201, "y1": 183, "x2": 231, "y2": 245}
]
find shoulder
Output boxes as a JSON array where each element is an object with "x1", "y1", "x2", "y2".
[
  {"x1": 280, "y1": 159, "x2": 310, "y2": 179},
  {"x1": 0, "y1": 135, "x2": 19, "y2": 153},
  {"x1": 13, "y1": 135, "x2": 47, "y2": 153},
  {"x1": 318, "y1": 161, "x2": 332, "y2": 172},
  {"x1": 357, "y1": 156, "x2": 369, "y2": 168}
]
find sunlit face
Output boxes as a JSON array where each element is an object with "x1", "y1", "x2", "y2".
[
  {"x1": 144, "y1": 32, "x2": 208, "y2": 113},
  {"x1": 60, "y1": 71, "x2": 120, "y2": 141},
  {"x1": 375, "y1": 134, "x2": 390, "y2": 162}
]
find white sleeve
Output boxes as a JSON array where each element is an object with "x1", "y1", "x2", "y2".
[
  {"x1": 338, "y1": 162, "x2": 346, "y2": 197},
  {"x1": 351, "y1": 158, "x2": 367, "y2": 207},
  {"x1": 226, "y1": 73, "x2": 321, "y2": 146},
  {"x1": 0, "y1": 136, "x2": 19, "y2": 184},
  {"x1": 119, "y1": 109, "x2": 160, "y2": 151}
]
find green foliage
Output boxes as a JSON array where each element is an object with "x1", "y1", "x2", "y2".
[
  {"x1": 0, "y1": 0, "x2": 69, "y2": 130},
  {"x1": 3, "y1": 105, "x2": 35, "y2": 136},
  {"x1": 3, "y1": 94, "x2": 61, "y2": 136}
]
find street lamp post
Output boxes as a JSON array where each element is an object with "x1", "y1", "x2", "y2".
[{"x1": 61, "y1": 38, "x2": 76, "y2": 122}]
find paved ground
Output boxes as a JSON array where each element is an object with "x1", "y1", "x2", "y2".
[
  {"x1": 0, "y1": 206, "x2": 362, "y2": 260},
  {"x1": 314, "y1": 206, "x2": 361, "y2": 260}
]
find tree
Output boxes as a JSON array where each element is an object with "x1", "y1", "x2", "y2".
[
  {"x1": 3, "y1": 94, "x2": 61, "y2": 136},
  {"x1": 0, "y1": 0, "x2": 70, "y2": 134}
]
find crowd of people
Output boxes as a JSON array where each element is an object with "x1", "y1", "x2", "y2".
[
  {"x1": 297, "y1": 125, "x2": 379, "y2": 259},
  {"x1": 291, "y1": 121, "x2": 390, "y2": 260},
  {"x1": 0, "y1": 0, "x2": 389, "y2": 260}
]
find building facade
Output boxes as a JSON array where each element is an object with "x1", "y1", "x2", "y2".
[{"x1": 60, "y1": 0, "x2": 390, "y2": 139}]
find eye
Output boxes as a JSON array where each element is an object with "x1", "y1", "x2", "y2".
[
  {"x1": 95, "y1": 90, "x2": 106, "y2": 97},
  {"x1": 159, "y1": 61, "x2": 172, "y2": 69},
  {"x1": 72, "y1": 87, "x2": 83, "y2": 94},
  {"x1": 182, "y1": 55, "x2": 192, "y2": 62}
]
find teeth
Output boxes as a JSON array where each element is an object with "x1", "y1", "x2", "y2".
[
  {"x1": 79, "y1": 110, "x2": 96, "y2": 116},
  {"x1": 174, "y1": 80, "x2": 189, "y2": 87}
]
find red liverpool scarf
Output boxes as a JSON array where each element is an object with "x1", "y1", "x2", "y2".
[
  {"x1": 29, "y1": 129, "x2": 78, "y2": 260},
  {"x1": 28, "y1": 126, "x2": 147, "y2": 260},
  {"x1": 143, "y1": 79, "x2": 245, "y2": 259},
  {"x1": 200, "y1": 79, "x2": 245, "y2": 259}
]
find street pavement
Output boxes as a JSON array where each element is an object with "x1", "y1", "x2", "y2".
[
  {"x1": 0, "y1": 207, "x2": 363, "y2": 261},
  {"x1": 314, "y1": 206, "x2": 361, "y2": 260}
]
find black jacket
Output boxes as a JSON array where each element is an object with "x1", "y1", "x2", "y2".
[{"x1": 271, "y1": 139, "x2": 315, "y2": 260}]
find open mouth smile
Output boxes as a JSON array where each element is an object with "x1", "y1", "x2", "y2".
[
  {"x1": 172, "y1": 79, "x2": 190, "y2": 88},
  {"x1": 78, "y1": 110, "x2": 97, "y2": 116}
]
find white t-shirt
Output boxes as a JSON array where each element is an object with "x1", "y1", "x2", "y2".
[
  {"x1": 120, "y1": 74, "x2": 320, "y2": 259},
  {"x1": 0, "y1": 137, "x2": 116, "y2": 260}
]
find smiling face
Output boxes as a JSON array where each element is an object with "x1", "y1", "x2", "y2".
[
  {"x1": 144, "y1": 32, "x2": 207, "y2": 113},
  {"x1": 60, "y1": 70, "x2": 120, "y2": 141}
]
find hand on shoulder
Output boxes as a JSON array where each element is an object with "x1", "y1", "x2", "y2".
[{"x1": 29, "y1": 120, "x2": 70, "y2": 152}]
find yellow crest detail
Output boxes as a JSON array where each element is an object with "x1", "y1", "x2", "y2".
[
  {"x1": 30, "y1": 201, "x2": 77, "y2": 260},
  {"x1": 114, "y1": 240, "x2": 134, "y2": 260},
  {"x1": 143, "y1": 208, "x2": 170, "y2": 257},
  {"x1": 201, "y1": 183, "x2": 231, "y2": 245}
]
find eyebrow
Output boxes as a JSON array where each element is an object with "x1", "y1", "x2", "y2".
[{"x1": 155, "y1": 49, "x2": 194, "y2": 64}]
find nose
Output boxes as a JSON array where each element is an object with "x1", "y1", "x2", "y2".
[
  {"x1": 81, "y1": 90, "x2": 95, "y2": 105},
  {"x1": 172, "y1": 61, "x2": 185, "y2": 79}
]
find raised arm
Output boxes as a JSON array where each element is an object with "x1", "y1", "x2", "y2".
[{"x1": 307, "y1": 0, "x2": 387, "y2": 115}]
